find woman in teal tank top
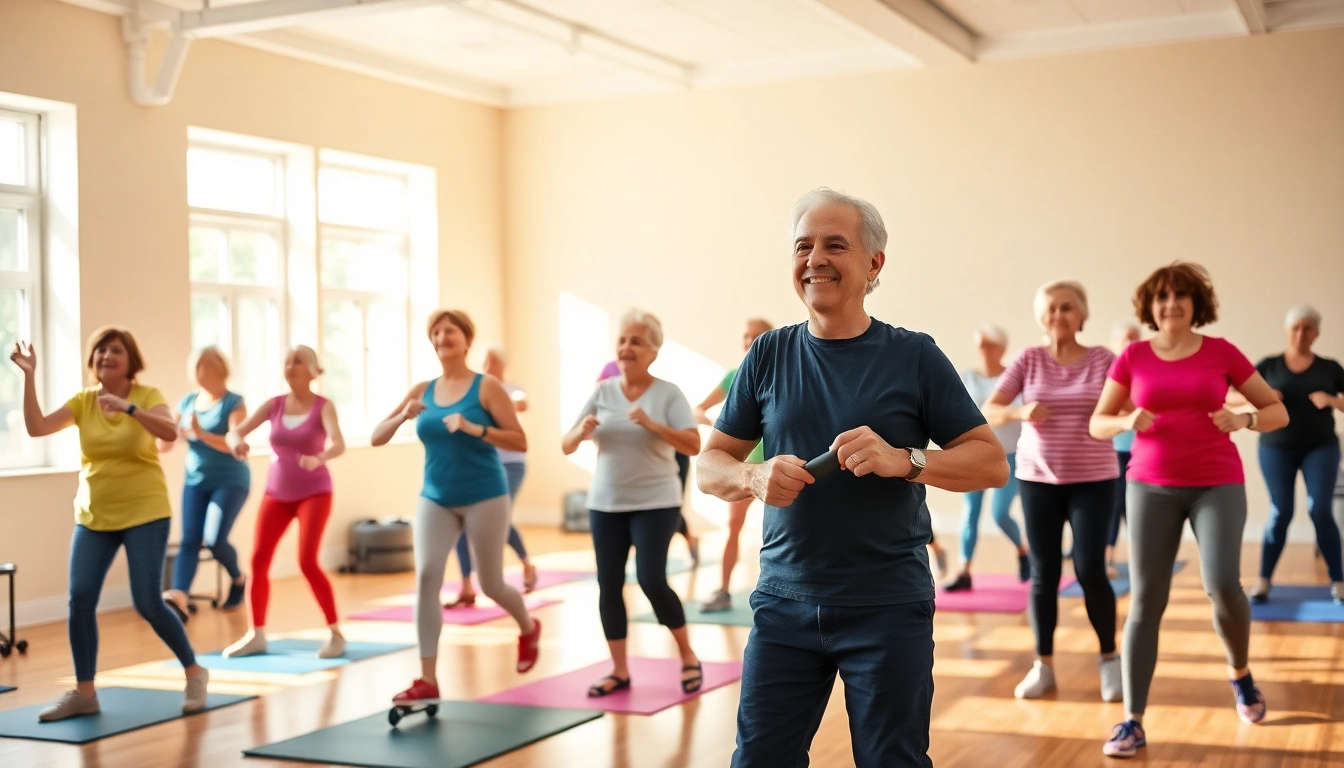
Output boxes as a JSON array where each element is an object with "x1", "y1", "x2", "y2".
[{"x1": 371, "y1": 309, "x2": 541, "y2": 707}]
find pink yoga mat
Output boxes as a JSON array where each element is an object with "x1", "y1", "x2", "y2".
[
  {"x1": 479, "y1": 657, "x2": 744, "y2": 716},
  {"x1": 934, "y1": 573, "x2": 1029, "y2": 614},
  {"x1": 435, "y1": 568, "x2": 594, "y2": 595},
  {"x1": 349, "y1": 596, "x2": 560, "y2": 626}
]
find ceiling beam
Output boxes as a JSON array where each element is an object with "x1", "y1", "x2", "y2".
[
  {"x1": 179, "y1": 0, "x2": 443, "y2": 39},
  {"x1": 813, "y1": 0, "x2": 974, "y2": 67},
  {"x1": 1233, "y1": 0, "x2": 1268, "y2": 34}
]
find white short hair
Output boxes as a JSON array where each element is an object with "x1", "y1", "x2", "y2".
[
  {"x1": 1285, "y1": 303, "x2": 1322, "y2": 330},
  {"x1": 791, "y1": 188, "x2": 887, "y2": 295},
  {"x1": 975, "y1": 324, "x2": 1007, "y2": 346},
  {"x1": 1033, "y1": 280, "x2": 1090, "y2": 329},
  {"x1": 484, "y1": 345, "x2": 508, "y2": 365},
  {"x1": 619, "y1": 308, "x2": 664, "y2": 350}
]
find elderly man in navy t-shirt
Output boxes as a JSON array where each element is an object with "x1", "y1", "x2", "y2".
[{"x1": 698, "y1": 188, "x2": 1009, "y2": 767}]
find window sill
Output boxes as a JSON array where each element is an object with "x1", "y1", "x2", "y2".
[{"x1": 0, "y1": 464, "x2": 79, "y2": 480}]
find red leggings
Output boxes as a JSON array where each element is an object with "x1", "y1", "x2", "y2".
[{"x1": 249, "y1": 493, "x2": 338, "y2": 628}]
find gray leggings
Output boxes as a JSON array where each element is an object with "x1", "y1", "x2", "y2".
[
  {"x1": 415, "y1": 495, "x2": 530, "y2": 657},
  {"x1": 1123, "y1": 482, "x2": 1251, "y2": 715}
]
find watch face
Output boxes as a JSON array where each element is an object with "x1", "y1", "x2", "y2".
[{"x1": 910, "y1": 448, "x2": 926, "y2": 467}]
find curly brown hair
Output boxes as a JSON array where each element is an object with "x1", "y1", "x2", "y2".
[
  {"x1": 1133, "y1": 262, "x2": 1219, "y2": 331},
  {"x1": 85, "y1": 326, "x2": 146, "y2": 383}
]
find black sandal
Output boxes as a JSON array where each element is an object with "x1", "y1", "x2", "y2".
[
  {"x1": 680, "y1": 663, "x2": 703, "y2": 694},
  {"x1": 586, "y1": 675, "x2": 631, "y2": 698}
]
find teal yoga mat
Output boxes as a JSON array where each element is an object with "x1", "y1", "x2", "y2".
[
  {"x1": 172, "y1": 639, "x2": 414, "y2": 675},
  {"x1": 0, "y1": 687, "x2": 253, "y2": 744},
  {"x1": 633, "y1": 591, "x2": 755, "y2": 627},
  {"x1": 243, "y1": 701, "x2": 602, "y2": 768}
]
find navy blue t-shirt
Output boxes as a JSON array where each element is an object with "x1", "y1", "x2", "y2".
[{"x1": 716, "y1": 319, "x2": 987, "y2": 607}]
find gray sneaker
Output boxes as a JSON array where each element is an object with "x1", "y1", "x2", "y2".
[
  {"x1": 38, "y1": 689, "x2": 100, "y2": 722},
  {"x1": 1100, "y1": 655, "x2": 1122, "y2": 702},
  {"x1": 183, "y1": 669, "x2": 209, "y2": 713},
  {"x1": 933, "y1": 549, "x2": 948, "y2": 580},
  {"x1": 701, "y1": 590, "x2": 733, "y2": 613}
]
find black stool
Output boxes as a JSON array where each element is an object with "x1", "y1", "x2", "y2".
[
  {"x1": 0, "y1": 564, "x2": 27, "y2": 657},
  {"x1": 162, "y1": 545, "x2": 225, "y2": 612}
]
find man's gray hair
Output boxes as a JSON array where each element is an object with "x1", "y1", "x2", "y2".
[
  {"x1": 791, "y1": 188, "x2": 887, "y2": 294},
  {"x1": 1285, "y1": 303, "x2": 1322, "y2": 331},
  {"x1": 975, "y1": 324, "x2": 1008, "y2": 347},
  {"x1": 619, "y1": 308, "x2": 664, "y2": 350}
]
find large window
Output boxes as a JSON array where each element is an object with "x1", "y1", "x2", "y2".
[
  {"x1": 187, "y1": 143, "x2": 286, "y2": 416},
  {"x1": 0, "y1": 108, "x2": 44, "y2": 468}
]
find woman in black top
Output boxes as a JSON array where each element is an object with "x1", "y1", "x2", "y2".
[{"x1": 1250, "y1": 305, "x2": 1344, "y2": 604}]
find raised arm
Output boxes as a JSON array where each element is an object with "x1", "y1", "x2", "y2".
[
  {"x1": 371, "y1": 382, "x2": 428, "y2": 446},
  {"x1": 226, "y1": 397, "x2": 274, "y2": 457},
  {"x1": 693, "y1": 386, "x2": 727, "y2": 427},
  {"x1": 10, "y1": 342, "x2": 74, "y2": 437}
]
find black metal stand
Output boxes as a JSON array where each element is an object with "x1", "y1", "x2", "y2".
[
  {"x1": 163, "y1": 546, "x2": 225, "y2": 612},
  {"x1": 0, "y1": 564, "x2": 28, "y2": 658}
]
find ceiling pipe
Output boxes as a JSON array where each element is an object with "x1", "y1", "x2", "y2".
[{"x1": 122, "y1": 8, "x2": 192, "y2": 108}]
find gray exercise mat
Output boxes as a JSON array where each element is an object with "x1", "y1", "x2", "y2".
[
  {"x1": 243, "y1": 701, "x2": 602, "y2": 768},
  {"x1": 0, "y1": 686, "x2": 254, "y2": 743},
  {"x1": 633, "y1": 591, "x2": 756, "y2": 627}
]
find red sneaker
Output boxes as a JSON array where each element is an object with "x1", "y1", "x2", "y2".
[
  {"x1": 392, "y1": 678, "x2": 439, "y2": 705},
  {"x1": 517, "y1": 618, "x2": 542, "y2": 673}
]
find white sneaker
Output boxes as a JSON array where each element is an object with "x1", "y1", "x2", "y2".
[
  {"x1": 37, "y1": 689, "x2": 100, "y2": 722},
  {"x1": 223, "y1": 630, "x2": 267, "y2": 658},
  {"x1": 1100, "y1": 655, "x2": 1122, "y2": 702},
  {"x1": 183, "y1": 669, "x2": 209, "y2": 713},
  {"x1": 317, "y1": 633, "x2": 346, "y2": 659},
  {"x1": 1014, "y1": 661, "x2": 1056, "y2": 699}
]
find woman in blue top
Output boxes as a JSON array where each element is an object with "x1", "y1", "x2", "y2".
[
  {"x1": 160, "y1": 347, "x2": 251, "y2": 619},
  {"x1": 372, "y1": 309, "x2": 540, "y2": 706}
]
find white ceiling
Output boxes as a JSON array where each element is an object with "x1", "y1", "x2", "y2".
[{"x1": 61, "y1": 0, "x2": 1344, "y2": 107}]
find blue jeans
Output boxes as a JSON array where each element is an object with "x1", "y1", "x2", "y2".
[
  {"x1": 456, "y1": 462, "x2": 528, "y2": 578},
  {"x1": 70, "y1": 518, "x2": 197, "y2": 681},
  {"x1": 733, "y1": 592, "x2": 935, "y2": 768},
  {"x1": 960, "y1": 452, "x2": 1021, "y2": 562},
  {"x1": 1259, "y1": 441, "x2": 1343, "y2": 582},
  {"x1": 173, "y1": 484, "x2": 249, "y2": 590}
]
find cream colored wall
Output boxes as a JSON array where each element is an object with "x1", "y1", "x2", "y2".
[
  {"x1": 503, "y1": 27, "x2": 1344, "y2": 544},
  {"x1": 0, "y1": 0, "x2": 504, "y2": 625}
]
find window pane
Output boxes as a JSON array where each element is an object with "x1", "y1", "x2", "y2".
[
  {"x1": 366, "y1": 300, "x2": 408, "y2": 418},
  {"x1": 228, "y1": 230, "x2": 279, "y2": 286},
  {"x1": 322, "y1": 299, "x2": 365, "y2": 433},
  {"x1": 189, "y1": 226, "x2": 226, "y2": 283},
  {"x1": 0, "y1": 208, "x2": 23, "y2": 272},
  {"x1": 191, "y1": 294, "x2": 230, "y2": 352},
  {"x1": 318, "y1": 166, "x2": 408, "y2": 231},
  {"x1": 187, "y1": 147, "x2": 279, "y2": 216},
  {"x1": 0, "y1": 289, "x2": 35, "y2": 465},
  {"x1": 236, "y1": 296, "x2": 283, "y2": 410},
  {"x1": 320, "y1": 236, "x2": 407, "y2": 296},
  {"x1": 0, "y1": 118, "x2": 23, "y2": 187}
]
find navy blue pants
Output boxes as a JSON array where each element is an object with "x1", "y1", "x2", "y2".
[
  {"x1": 733, "y1": 592, "x2": 935, "y2": 768},
  {"x1": 1259, "y1": 441, "x2": 1343, "y2": 582}
]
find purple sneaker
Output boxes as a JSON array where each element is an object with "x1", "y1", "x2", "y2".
[
  {"x1": 1232, "y1": 675, "x2": 1267, "y2": 724},
  {"x1": 1102, "y1": 720, "x2": 1146, "y2": 758}
]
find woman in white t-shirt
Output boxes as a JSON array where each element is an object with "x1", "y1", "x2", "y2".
[
  {"x1": 946, "y1": 325, "x2": 1030, "y2": 591},
  {"x1": 562, "y1": 309, "x2": 703, "y2": 699}
]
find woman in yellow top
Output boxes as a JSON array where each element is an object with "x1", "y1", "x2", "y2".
[{"x1": 11, "y1": 328, "x2": 209, "y2": 722}]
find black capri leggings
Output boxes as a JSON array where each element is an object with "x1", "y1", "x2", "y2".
[
  {"x1": 590, "y1": 506, "x2": 687, "y2": 640},
  {"x1": 1019, "y1": 479, "x2": 1117, "y2": 657}
]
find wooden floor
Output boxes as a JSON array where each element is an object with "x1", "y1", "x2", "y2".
[{"x1": 1, "y1": 526, "x2": 1341, "y2": 768}]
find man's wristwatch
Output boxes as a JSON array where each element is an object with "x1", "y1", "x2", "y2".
[{"x1": 904, "y1": 447, "x2": 926, "y2": 481}]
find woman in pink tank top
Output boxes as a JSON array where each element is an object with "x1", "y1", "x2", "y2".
[{"x1": 221, "y1": 345, "x2": 348, "y2": 660}]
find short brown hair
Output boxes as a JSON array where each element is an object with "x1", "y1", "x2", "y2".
[
  {"x1": 1133, "y1": 262, "x2": 1219, "y2": 331},
  {"x1": 190, "y1": 346, "x2": 230, "y2": 380},
  {"x1": 85, "y1": 326, "x2": 146, "y2": 383},
  {"x1": 426, "y1": 309, "x2": 475, "y2": 346}
]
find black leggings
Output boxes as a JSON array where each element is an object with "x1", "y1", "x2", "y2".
[
  {"x1": 590, "y1": 506, "x2": 687, "y2": 641},
  {"x1": 675, "y1": 453, "x2": 691, "y2": 540},
  {"x1": 1107, "y1": 452, "x2": 1130, "y2": 547},
  {"x1": 1019, "y1": 479, "x2": 1117, "y2": 657}
]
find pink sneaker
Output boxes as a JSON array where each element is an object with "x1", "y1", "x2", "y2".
[{"x1": 1232, "y1": 675, "x2": 1267, "y2": 724}]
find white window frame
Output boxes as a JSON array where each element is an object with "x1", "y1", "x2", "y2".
[
  {"x1": 0, "y1": 99, "x2": 79, "y2": 472},
  {"x1": 316, "y1": 150, "x2": 437, "y2": 443}
]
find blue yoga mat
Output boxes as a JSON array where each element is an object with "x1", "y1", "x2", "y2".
[
  {"x1": 172, "y1": 639, "x2": 414, "y2": 675},
  {"x1": 1060, "y1": 560, "x2": 1185, "y2": 598},
  {"x1": 244, "y1": 701, "x2": 602, "y2": 768},
  {"x1": 0, "y1": 686, "x2": 253, "y2": 743},
  {"x1": 1250, "y1": 585, "x2": 1344, "y2": 623}
]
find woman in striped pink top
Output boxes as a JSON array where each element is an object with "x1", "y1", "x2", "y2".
[{"x1": 984, "y1": 280, "x2": 1120, "y2": 704}]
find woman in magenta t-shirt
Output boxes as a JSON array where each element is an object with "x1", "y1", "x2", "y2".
[{"x1": 1090, "y1": 263, "x2": 1287, "y2": 759}]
